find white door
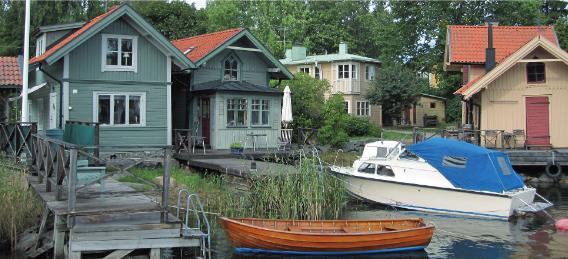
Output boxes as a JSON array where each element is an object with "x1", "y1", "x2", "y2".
[{"x1": 49, "y1": 92, "x2": 57, "y2": 129}]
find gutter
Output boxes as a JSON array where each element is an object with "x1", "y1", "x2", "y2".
[{"x1": 38, "y1": 63, "x2": 64, "y2": 129}]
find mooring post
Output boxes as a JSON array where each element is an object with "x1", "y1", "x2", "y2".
[
  {"x1": 68, "y1": 147, "x2": 77, "y2": 229},
  {"x1": 161, "y1": 146, "x2": 172, "y2": 223}
]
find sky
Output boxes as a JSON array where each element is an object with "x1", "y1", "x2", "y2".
[{"x1": 185, "y1": 0, "x2": 207, "y2": 10}]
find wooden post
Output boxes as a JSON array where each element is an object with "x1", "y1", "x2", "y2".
[
  {"x1": 161, "y1": 146, "x2": 171, "y2": 223},
  {"x1": 53, "y1": 215, "x2": 65, "y2": 259},
  {"x1": 68, "y1": 147, "x2": 77, "y2": 229},
  {"x1": 94, "y1": 122, "x2": 100, "y2": 166}
]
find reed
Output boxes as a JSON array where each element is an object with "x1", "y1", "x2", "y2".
[{"x1": 0, "y1": 157, "x2": 42, "y2": 252}]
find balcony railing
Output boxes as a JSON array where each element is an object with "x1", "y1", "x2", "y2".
[{"x1": 332, "y1": 79, "x2": 361, "y2": 94}]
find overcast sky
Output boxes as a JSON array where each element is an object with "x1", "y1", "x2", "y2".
[{"x1": 185, "y1": 0, "x2": 207, "y2": 10}]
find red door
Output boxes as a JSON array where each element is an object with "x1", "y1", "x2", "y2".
[
  {"x1": 200, "y1": 98, "x2": 211, "y2": 145},
  {"x1": 526, "y1": 96, "x2": 550, "y2": 146}
]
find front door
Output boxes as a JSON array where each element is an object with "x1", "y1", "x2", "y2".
[
  {"x1": 526, "y1": 96, "x2": 550, "y2": 146},
  {"x1": 200, "y1": 98, "x2": 210, "y2": 145}
]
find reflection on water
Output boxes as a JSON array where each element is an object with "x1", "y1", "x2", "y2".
[{"x1": 213, "y1": 183, "x2": 568, "y2": 259}]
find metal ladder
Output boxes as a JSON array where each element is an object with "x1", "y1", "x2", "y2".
[{"x1": 176, "y1": 189, "x2": 211, "y2": 259}]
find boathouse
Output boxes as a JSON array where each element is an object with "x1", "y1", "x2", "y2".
[{"x1": 446, "y1": 23, "x2": 568, "y2": 148}]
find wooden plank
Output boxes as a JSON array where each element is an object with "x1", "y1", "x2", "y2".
[
  {"x1": 69, "y1": 251, "x2": 81, "y2": 259},
  {"x1": 71, "y1": 228, "x2": 180, "y2": 241},
  {"x1": 46, "y1": 194, "x2": 159, "y2": 215},
  {"x1": 70, "y1": 237, "x2": 200, "y2": 251},
  {"x1": 53, "y1": 215, "x2": 65, "y2": 259},
  {"x1": 102, "y1": 249, "x2": 133, "y2": 259}
]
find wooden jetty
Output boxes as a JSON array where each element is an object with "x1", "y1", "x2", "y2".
[{"x1": 1, "y1": 122, "x2": 209, "y2": 259}]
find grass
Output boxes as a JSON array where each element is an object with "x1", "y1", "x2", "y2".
[
  {"x1": 0, "y1": 156, "x2": 42, "y2": 252},
  {"x1": 320, "y1": 151, "x2": 359, "y2": 167},
  {"x1": 120, "y1": 156, "x2": 348, "y2": 220}
]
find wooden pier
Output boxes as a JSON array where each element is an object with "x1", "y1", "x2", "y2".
[{"x1": 1, "y1": 122, "x2": 209, "y2": 259}]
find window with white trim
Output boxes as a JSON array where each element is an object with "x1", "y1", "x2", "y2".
[
  {"x1": 251, "y1": 99, "x2": 270, "y2": 126},
  {"x1": 343, "y1": 101, "x2": 349, "y2": 114},
  {"x1": 35, "y1": 37, "x2": 45, "y2": 56},
  {"x1": 351, "y1": 64, "x2": 357, "y2": 79},
  {"x1": 338, "y1": 64, "x2": 350, "y2": 79},
  {"x1": 102, "y1": 34, "x2": 137, "y2": 72},
  {"x1": 95, "y1": 93, "x2": 145, "y2": 126},
  {"x1": 224, "y1": 56, "x2": 239, "y2": 81},
  {"x1": 356, "y1": 101, "x2": 370, "y2": 116},
  {"x1": 227, "y1": 98, "x2": 247, "y2": 127},
  {"x1": 314, "y1": 66, "x2": 321, "y2": 79},
  {"x1": 299, "y1": 66, "x2": 311, "y2": 75},
  {"x1": 365, "y1": 65, "x2": 375, "y2": 80}
]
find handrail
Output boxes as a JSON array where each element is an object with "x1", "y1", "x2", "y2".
[{"x1": 176, "y1": 189, "x2": 211, "y2": 259}]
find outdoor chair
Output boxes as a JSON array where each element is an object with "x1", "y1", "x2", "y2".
[
  {"x1": 190, "y1": 120, "x2": 206, "y2": 154},
  {"x1": 278, "y1": 129, "x2": 293, "y2": 151},
  {"x1": 483, "y1": 130, "x2": 499, "y2": 148},
  {"x1": 512, "y1": 129, "x2": 526, "y2": 149}
]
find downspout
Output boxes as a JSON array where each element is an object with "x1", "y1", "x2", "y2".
[{"x1": 38, "y1": 63, "x2": 64, "y2": 129}]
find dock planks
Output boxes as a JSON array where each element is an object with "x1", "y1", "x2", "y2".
[{"x1": 185, "y1": 158, "x2": 297, "y2": 178}]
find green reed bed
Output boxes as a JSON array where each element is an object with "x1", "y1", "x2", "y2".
[
  {"x1": 0, "y1": 157, "x2": 42, "y2": 251},
  {"x1": 122, "y1": 157, "x2": 348, "y2": 220}
]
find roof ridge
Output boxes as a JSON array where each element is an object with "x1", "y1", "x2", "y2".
[{"x1": 172, "y1": 28, "x2": 243, "y2": 43}]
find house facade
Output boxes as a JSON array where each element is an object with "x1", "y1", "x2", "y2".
[
  {"x1": 447, "y1": 23, "x2": 568, "y2": 148},
  {"x1": 401, "y1": 94, "x2": 446, "y2": 127},
  {"x1": 280, "y1": 43, "x2": 382, "y2": 127},
  {"x1": 27, "y1": 4, "x2": 194, "y2": 146},
  {"x1": 172, "y1": 29, "x2": 293, "y2": 149},
  {"x1": 0, "y1": 56, "x2": 21, "y2": 122}
]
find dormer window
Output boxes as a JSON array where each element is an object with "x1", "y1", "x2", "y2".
[
  {"x1": 224, "y1": 56, "x2": 239, "y2": 81},
  {"x1": 527, "y1": 62, "x2": 545, "y2": 84},
  {"x1": 102, "y1": 34, "x2": 138, "y2": 72}
]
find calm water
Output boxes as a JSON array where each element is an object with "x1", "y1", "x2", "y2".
[{"x1": 213, "y1": 183, "x2": 568, "y2": 259}]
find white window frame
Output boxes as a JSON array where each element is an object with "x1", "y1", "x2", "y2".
[
  {"x1": 356, "y1": 101, "x2": 370, "y2": 116},
  {"x1": 337, "y1": 64, "x2": 350, "y2": 79},
  {"x1": 365, "y1": 65, "x2": 375, "y2": 81},
  {"x1": 35, "y1": 34, "x2": 46, "y2": 56},
  {"x1": 298, "y1": 66, "x2": 311, "y2": 76},
  {"x1": 223, "y1": 55, "x2": 240, "y2": 81},
  {"x1": 226, "y1": 98, "x2": 247, "y2": 127},
  {"x1": 314, "y1": 65, "x2": 322, "y2": 80},
  {"x1": 101, "y1": 34, "x2": 138, "y2": 72},
  {"x1": 351, "y1": 64, "x2": 358, "y2": 79},
  {"x1": 251, "y1": 99, "x2": 270, "y2": 127},
  {"x1": 93, "y1": 92, "x2": 146, "y2": 127},
  {"x1": 343, "y1": 100, "x2": 350, "y2": 114}
]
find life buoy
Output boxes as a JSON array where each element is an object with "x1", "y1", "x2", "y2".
[{"x1": 545, "y1": 162, "x2": 562, "y2": 179}]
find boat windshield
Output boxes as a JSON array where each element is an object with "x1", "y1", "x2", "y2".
[
  {"x1": 358, "y1": 163, "x2": 376, "y2": 174},
  {"x1": 376, "y1": 147, "x2": 389, "y2": 157},
  {"x1": 400, "y1": 150, "x2": 420, "y2": 161}
]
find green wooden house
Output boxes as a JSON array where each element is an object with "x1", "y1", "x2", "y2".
[
  {"x1": 172, "y1": 29, "x2": 292, "y2": 149},
  {"x1": 27, "y1": 4, "x2": 194, "y2": 146}
]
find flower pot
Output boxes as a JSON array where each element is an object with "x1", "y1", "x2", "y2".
[{"x1": 231, "y1": 147, "x2": 243, "y2": 155}]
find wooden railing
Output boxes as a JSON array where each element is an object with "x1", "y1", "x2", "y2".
[
  {"x1": 0, "y1": 122, "x2": 37, "y2": 159},
  {"x1": 332, "y1": 79, "x2": 361, "y2": 94},
  {"x1": 412, "y1": 127, "x2": 522, "y2": 149}
]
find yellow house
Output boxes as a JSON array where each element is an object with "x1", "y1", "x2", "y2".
[
  {"x1": 447, "y1": 23, "x2": 568, "y2": 148},
  {"x1": 279, "y1": 43, "x2": 382, "y2": 127},
  {"x1": 402, "y1": 94, "x2": 446, "y2": 127}
]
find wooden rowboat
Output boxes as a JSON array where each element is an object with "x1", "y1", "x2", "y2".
[{"x1": 219, "y1": 217, "x2": 435, "y2": 255}]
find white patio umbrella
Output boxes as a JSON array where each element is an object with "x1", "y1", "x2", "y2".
[{"x1": 281, "y1": 85, "x2": 293, "y2": 128}]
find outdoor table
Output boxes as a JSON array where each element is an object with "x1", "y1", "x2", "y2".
[{"x1": 246, "y1": 133, "x2": 267, "y2": 151}]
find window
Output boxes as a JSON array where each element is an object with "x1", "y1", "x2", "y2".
[
  {"x1": 442, "y1": 156, "x2": 467, "y2": 168},
  {"x1": 227, "y1": 98, "x2": 247, "y2": 127},
  {"x1": 35, "y1": 37, "x2": 45, "y2": 56},
  {"x1": 252, "y1": 99, "x2": 270, "y2": 126},
  {"x1": 365, "y1": 65, "x2": 375, "y2": 80},
  {"x1": 357, "y1": 163, "x2": 376, "y2": 174},
  {"x1": 102, "y1": 34, "x2": 137, "y2": 72},
  {"x1": 356, "y1": 101, "x2": 370, "y2": 116},
  {"x1": 299, "y1": 66, "x2": 310, "y2": 75},
  {"x1": 343, "y1": 101, "x2": 349, "y2": 114},
  {"x1": 351, "y1": 64, "x2": 357, "y2": 79},
  {"x1": 497, "y1": 157, "x2": 512, "y2": 175},
  {"x1": 224, "y1": 56, "x2": 239, "y2": 81},
  {"x1": 314, "y1": 66, "x2": 321, "y2": 79},
  {"x1": 95, "y1": 93, "x2": 145, "y2": 126},
  {"x1": 527, "y1": 62, "x2": 545, "y2": 83},
  {"x1": 377, "y1": 165, "x2": 395, "y2": 177},
  {"x1": 338, "y1": 64, "x2": 350, "y2": 79},
  {"x1": 430, "y1": 102, "x2": 436, "y2": 109}
]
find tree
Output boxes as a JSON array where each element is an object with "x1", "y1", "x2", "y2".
[
  {"x1": 368, "y1": 63, "x2": 427, "y2": 124},
  {"x1": 276, "y1": 73, "x2": 329, "y2": 129},
  {"x1": 131, "y1": 1, "x2": 207, "y2": 40},
  {"x1": 318, "y1": 94, "x2": 349, "y2": 147}
]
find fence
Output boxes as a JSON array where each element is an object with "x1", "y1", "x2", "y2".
[{"x1": 0, "y1": 122, "x2": 37, "y2": 159}]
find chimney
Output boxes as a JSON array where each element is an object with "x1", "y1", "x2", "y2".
[
  {"x1": 339, "y1": 42, "x2": 348, "y2": 55},
  {"x1": 291, "y1": 45, "x2": 306, "y2": 61},
  {"x1": 285, "y1": 49, "x2": 292, "y2": 59},
  {"x1": 485, "y1": 19, "x2": 497, "y2": 72}
]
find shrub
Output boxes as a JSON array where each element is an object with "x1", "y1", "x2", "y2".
[
  {"x1": 345, "y1": 116, "x2": 371, "y2": 136},
  {"x1": 318, "y1": 94, "x2": 349, "y2": 147}
]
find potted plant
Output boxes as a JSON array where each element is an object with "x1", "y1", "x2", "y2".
[{"x1": 230, "y1": 142, "x2": 244, "y2": 155}]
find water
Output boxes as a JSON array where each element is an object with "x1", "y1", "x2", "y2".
[{"x1": 213, "y1": 183, "x2": 568, "y2": 259}]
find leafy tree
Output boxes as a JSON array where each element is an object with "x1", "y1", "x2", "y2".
[
  {"x1": 277, "y1": 73, "x2": 329, "y2": 129},
  {"x1": 318, "y1": 94, "x2": 349, "y2": 147},
  {"x1": 131, "y1": 1, "x2": 207, "y2": 40},
  {"x1": 368, "y1": 63, "x2": 427, "y2": 124}
]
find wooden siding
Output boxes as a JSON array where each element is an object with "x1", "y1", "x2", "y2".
[
  {"x1": 192, "y1": 49, "x2": 270, "y2": 86},
  {"x1": 408, "y1": 96, "x2": 446, "y2": 127},
  {"x1": 480, "y1": 59, "x2": 568, "y2": 147}
]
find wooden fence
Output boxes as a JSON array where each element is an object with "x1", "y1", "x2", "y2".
[{"x1": 0, "y1": 122, "x2": 37, "y2": 159}]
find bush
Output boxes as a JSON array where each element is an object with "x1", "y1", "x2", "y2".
[
  {"x1": 345, "y1": 116, "x2": 371, "y2": 136},
  {"x1": 318, "y1": 94, "x2": 349, "y2": 147}
]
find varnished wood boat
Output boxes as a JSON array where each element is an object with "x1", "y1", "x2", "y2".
[{"x1": 219, "y1": 217, "x2": 435, "y2": 255}]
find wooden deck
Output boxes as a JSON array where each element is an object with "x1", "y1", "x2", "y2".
[
  {"x1": 505, "y1": 149, "x2": 568, "y2": 166},
  {"x1": 174, "y1": 148, "x2": 291, "y2": 160},
  {"x1": 185, "y1": 158, "x2": 297, "y2": 178}
]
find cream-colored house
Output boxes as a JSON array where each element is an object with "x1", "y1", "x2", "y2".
[
  {"x1": 402, "y1": 94, "x2": 446, "y2": 127},
  {"x1": 280, "y1": 43, "x2": 382, "y2": 127},
  {"x1": 447, "y1": 23, "x2": 568, "y2": 148}
]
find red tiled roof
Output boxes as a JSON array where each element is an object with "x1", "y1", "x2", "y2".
[
  {"x1": 454, "y1": 75, "x2": 483, "y2": 95},
  {"x1": 171, "y1": 28, "x2": 243, "y2": 63},
  {"x1": 448, "y1": 25, "x2": 558, "y2": 64},
  {"x1": 30, "y1": 5, "x2": 121, "y2": 64},
  {"x1": 0, "y1": 56, "x2": 21, "y2": 86}
]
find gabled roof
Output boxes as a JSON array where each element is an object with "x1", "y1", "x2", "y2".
[
  {"x1": 456, "y1": 36, "x2": 568, "y2": 99},
  {"x1": 447, "y1": 25, "x2": 558, "y2": 64},
  {"x1": 279, "y1": 53, "x2": 381, "y2": 65},
  {"x1": 172, "y1": 29, "x2": 293, "y2": 79},
  {"x1": 0, "y1": 56, "x2": 22, "y2": 87},
  {"x1": 30, "y1": 4, "x2": 194, "y2": 69},
  {"x1": 191, "y1": 80, "x2": 282, "y2": 95},
  {"x1": 455, "y1": 75, "x2": 482, "y2": 95}
]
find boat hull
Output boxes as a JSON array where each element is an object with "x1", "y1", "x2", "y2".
[
  {"x1": 220, "y1": 217, "x2": 434, "y2": 254},
  {"x1": 339, "y1": 172, "x2": 536, "y2": 220}
]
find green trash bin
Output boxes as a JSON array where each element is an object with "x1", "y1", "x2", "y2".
[{"x1": 46, "y1": 128, "x2": 64, "y2": 140}]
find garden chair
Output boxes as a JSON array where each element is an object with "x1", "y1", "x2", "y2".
[
  {"x1": 483, "y1": 130, "x2": 499, "y2": 148},
  {"x1": 512, "y1": 129, "x2": 526, "y2": 149},
  {"x1": 278, "y1": 129, "x2": 293, "y2": 151},
  {"x1": 190, "y1": 120, "x2": 206, "y2": 154}
]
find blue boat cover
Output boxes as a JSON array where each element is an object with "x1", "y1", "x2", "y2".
[{"x1": 406, "y1": 138, "x2": 524, "y2": 193}]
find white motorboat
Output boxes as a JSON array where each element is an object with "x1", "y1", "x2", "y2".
[{"x1": 330, "y1": 138, "x2": 553, "y2": 220}]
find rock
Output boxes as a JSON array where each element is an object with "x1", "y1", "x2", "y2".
[{"x1": 153, "y1": 176, "x2": 177, "y2": 188}]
